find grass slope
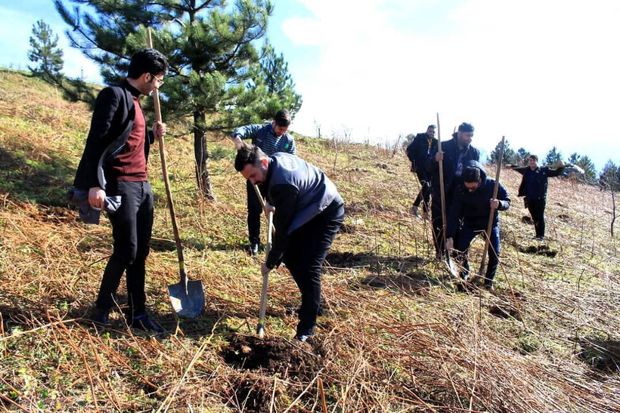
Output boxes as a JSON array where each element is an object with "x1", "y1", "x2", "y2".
[{"x1": 0, "y1": 69, "x2": 619, "y2": 412}]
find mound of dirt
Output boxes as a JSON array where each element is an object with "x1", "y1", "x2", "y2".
[
  {"x1": 577, "y1": 338, "x2": 620, "y2": 373},
  {"x1": 223, "y1": 373, "x2": 282, "y2": 413},
  {"x1": 489, "y1": 303, "x2": 522, "y2": 320},
  {"x1": 222, "y1": 335, "x2": 324, "y2": 380},
  {"x1": 519, "y1": 244, "x2": 558, "y2": 257}
]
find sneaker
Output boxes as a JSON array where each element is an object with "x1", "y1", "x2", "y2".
[
  {"x1": 249, "y1": 243, "x2": 259, "y2": 256},
  {"x1": 483, "y1": 282, "x2": 495, "y2": 291},
  {"x1": 410, "y1": 205, "x2": 419, "y2": 217},
  {"x1": 130, "y1": 313, "x2": 164, "y2": 334},
  {"x1": 294, "y1": 334, "x2": 313, "y2": 343},
  {"x1": 88, "y1": 307, "x2": 110, "y2": 326}
]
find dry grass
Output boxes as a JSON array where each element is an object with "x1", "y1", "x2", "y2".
[{"x1": 0, "y1": 70, "x2": 619, "y2": 412}]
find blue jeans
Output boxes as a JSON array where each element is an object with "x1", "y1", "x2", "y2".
[{"x1": 454, "y1": 224, "x2": 500, "y2": 283}]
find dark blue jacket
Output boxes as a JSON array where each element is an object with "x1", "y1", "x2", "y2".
[
  {"x1": 430, "y1": 134, "x2": 481, "y2": 202},
  {"x1": 263, "y1": 153, "x2": 343, "y2": 268},
  {"x1": 406, "y1": 133, "x2": 437, "y2": 176},
  {"x1": 515, "y1": 166, "x2": 564, "y2": 200},
  {"x1": 447, "y1": 160, "x2": 510, "y2": 237}
]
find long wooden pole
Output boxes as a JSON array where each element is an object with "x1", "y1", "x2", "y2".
[
  {"x1": 437, "y1": 113, "x2": 448, "y2": 256},
  {"x1": 147, "y1": 28, "x2": 187, "y2": 288},
  {"x1": 479, "y1": 136, "x2": 505, "y2": 277}
]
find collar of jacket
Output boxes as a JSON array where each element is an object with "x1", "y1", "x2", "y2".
[{"x1": 122, "y1": 79, "x2": 142, "y2": 98}]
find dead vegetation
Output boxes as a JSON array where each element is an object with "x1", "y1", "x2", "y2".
[{"x1": 1, "y1": 70, "x2": 619, "y2": 411}]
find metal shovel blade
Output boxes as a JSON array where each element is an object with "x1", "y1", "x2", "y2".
[
  {"x1": 445, "y1": 256, "x2": 459, "y2": 278},
  {"x1": 168, "y1": 278, "x2": 205, "y2": 319}
]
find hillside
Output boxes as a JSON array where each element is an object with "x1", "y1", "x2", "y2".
[{"x1": 0, "y1": 69, "x2": 619, "y2": 412}]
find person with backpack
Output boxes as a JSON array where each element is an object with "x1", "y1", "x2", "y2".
[
  {"x1": 446, "y1": 161, "x2": 511, "y2": 289},
  {"x1": 230, "y1": 110, "x2": 296, "y2": 255},
  {"x1": 513, "y1": 155, "x2": 565, "y2": 240},
  {"x1": 430, "y1": 122, "x2": 480, "y2": 257},
  {"x1": 406, "y1": 125, "x2": 437, "y2": 218},
  {"x1": 73, "y1": 49, "x2": 168, "y2": 333},
  {"x1": 234, "y1": 144, "x2": 344, "y2": 342}
]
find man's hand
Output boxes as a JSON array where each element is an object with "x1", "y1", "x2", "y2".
[
  {"x1": 88, "y1": 187, "x2": 106, "y2": 210},
  {"x1": 263, "y1": 202, "x2": 275, "y2": 217},
  {"x1": 490, "y1": 199, "x2": 500, "y2": 210},
  {"x1": 435, "y1": 151, "x2": 444, "y2": 162},
  {"x1": 232, "y1": 135, "x2": 244, "y2": 150},
  {"x1": 446, "y1": 237, "x2": 454, "y2": 251},
  {"x1": 556, "y1": 160, "x2": 564, "y2": 168},
  {"x1": 153, "y1": 121, "x2": 166, "y2": 140}
]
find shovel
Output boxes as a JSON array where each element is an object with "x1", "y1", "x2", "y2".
[
  {"x1": 436, "y1": 113, "x2": 458, "y2": 277},
  {"x1": 147, "y1": 29, "x2": 205, "y2": 318}
]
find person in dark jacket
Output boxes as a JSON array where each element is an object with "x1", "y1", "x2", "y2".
[
  {"x1": 231, "y1": 110, "x2": 297, "y2": 255},
  {"x1": 446, "y1": 161, "x2": 510, "y2": 289},
  {"x1": 73, "y1": 49, "x2": 168, "y2": 333},
  {"x1": 234, "y1": 144, "x2": 345, "y2": 342},
  {"x1": 430, "y1": 122, "x2": 480, "y2": 257},
  {"x1": 514, "y1": 155, "x2": 565, "y2": 240},
  {"x1": 406, "y1": 125, "x2": 437, "y2": 217}
]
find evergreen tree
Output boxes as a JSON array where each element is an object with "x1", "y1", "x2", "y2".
[
  {"x1": 28, "y1": 20, "x2": 64, "y2": 81},
  {"x1": 600, "y1": 160, "x2": 620, "y2": 190},
  {"x1": 54, "y1": 0, "x2": 297, "y2": 200},
  {"x1": 575, "y1": 155, "x2": 597, "y2": 182},
  {"x1": 544, "y1": 146, "x2": 563, "y2": 165},
  {"x1": 516, "y1": 147, "x2": 530, "y2": 165},
  {"x1": 487, "y1": 138, "x2": 517, "y2": 165}
]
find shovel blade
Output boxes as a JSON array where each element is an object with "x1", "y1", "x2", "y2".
[
  {"x1": 445, "y1": 256, "x2": 459, "y2": 278},
  {"x1": 168, "y1": 279, "x2": 205, "y2": 319}
]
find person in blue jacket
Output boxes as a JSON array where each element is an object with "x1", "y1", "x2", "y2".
[
  {"x1": 234, "y1": 144, "x2": 344, "y2": 342},
  {"x1": 230, "y1": 110, "x2": 296, "y2": 255},
  {"x1": 446, "y1": 161, "x2": 510, "y2": 289},
  {"x1": 430, "y1": 122, "x2": 480, "y2": 257},
  {"x1": 513, "y1": 155, "x2": 565, "y2": 240}
]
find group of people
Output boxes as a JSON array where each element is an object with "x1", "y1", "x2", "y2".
[
  {"x1": 72, "y1": 47, "x2": 565, "y2": 340},
  {"x1": 406, "y1": 124, "x2": 565, "y2": 288}
]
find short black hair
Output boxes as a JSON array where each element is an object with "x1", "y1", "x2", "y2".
[
  {"x1": 234, "y1": 144, "x2": 265, "y2": 172},
  {"x1": 274, "y1": 109, "x2": 291, "y2": 127},
  {"x1": 529, "y1": 154, "x2": 538, "y2": 162},
  {"x1": 463, "y1": 166, "x2": 481, "y2": 183},
  {"x1": 458, "y1": 122, "x2": 474, "y2": 133},
  {"x1": 427, "y1": 125, "x2": 436, "y2": 130},
  {"x1": 127, "y1": 48, "x2": 168, "y2": 79}
]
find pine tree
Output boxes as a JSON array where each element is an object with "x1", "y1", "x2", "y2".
[
  {"x1": 516, "y1": 147, "x2": 530, "y2": 165},
  {"x1": 575, "y1": 155, "x2": 597, "y2": 182},
  {"x1": 544, "y1": 146, "x2": 563, "y2": 166},
  {"x1": 54, "y1": 0, "x2": 297, "y2": 200},
  {"x1": 28, "y1": 20, "x2": 64, "y2": 82},
  {"x1": 487, "y1": 138, "x2": 517, "y2": 165}
]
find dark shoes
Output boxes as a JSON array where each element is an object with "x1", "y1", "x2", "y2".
[
  {"x1": 129, "y1": 313, "x2": 164, "y2": 334},
  {"x1": 249, "y1": 243, "x2": 259, "y2": 256},
  {"x1": 88, "y1": 307, "x2": 110, "y2": 326}
]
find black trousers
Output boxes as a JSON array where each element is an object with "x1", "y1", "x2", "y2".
[
  {"x1": 527, "y1": 198, "x2": 546, "y2": 237},
  {"x1": 282, "y1": 201, "x2": 344, "y2": 337},
  {"x1": 96, "y1": 181, "x2": 153, "y2": 317},
  {"x1": 412, "y1": 171, "x2": 431, "y2": 212},
  {"x1": 431, "y1": 198, "x2": 445, "y2": 255},
  {"x1": 246, "y1": 180, "x2": 263, "y2": 245}
]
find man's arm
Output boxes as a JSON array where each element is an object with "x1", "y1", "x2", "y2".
[
  {"x1": 512, "y1": 166, "x2": 528, "y2": 175},
  {"x1": 545, "y1": 162, "x2": 565, "y2": 177},
  {"x1": 265, "y1": 184, "x2": 299, "y2": 269},
  {"x1": 287, "y1": 136, "x2": 297, "y2": 155},
  {"x1": 231, "y1": 124, "x2": 263, "y2": 149},
  {"x1": 496, "y1": 183, "x2": 511, "y2": 211},
  {"x1": 446, "y1": 186, "x2": 464, "y2": 239}
]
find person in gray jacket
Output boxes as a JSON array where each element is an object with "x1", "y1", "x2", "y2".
[
  {"x1": 231, "y1": 110, "x2": 296, "y2": 255},
  {"x1": 234, "y1": 144, "x2": 345, "y2": 342}
]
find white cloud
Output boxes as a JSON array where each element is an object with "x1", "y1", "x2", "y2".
[{"x1": 281, "y1": 0, "x2": 620, "y2": 168}]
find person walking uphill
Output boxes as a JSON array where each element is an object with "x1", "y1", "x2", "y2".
[
  {"x1": 231, "y1": 110, "x2": 297, "y2": 255},
  {"x1": 513, "y1": 155, "x2": 565, "y2": 240},
  {"x1": 234, "y1": 145, "x2": 345, "y2": 342},
  {"x1": 406, "y1": 125, "x2": 437, "y2": 217},
  {"x1": 446, "y1": 161, "x2": 511, "y2": 289},
  {"x1": 430, "y1": 122, "x2": 480, "y2": 257},
  {"x1": 73, "y1": 49, "x2": 168, "y2": 333}
]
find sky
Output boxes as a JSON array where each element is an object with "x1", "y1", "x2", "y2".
[{"x1": 1, "y1": 0, "x2": 619, "y2": 171}]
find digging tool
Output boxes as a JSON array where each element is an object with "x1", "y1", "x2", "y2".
[
  {"x1": 256, "y1": 210, "x2": 273, "y2": 338},
  {"x1": 478, "y1": 136, "x2": 505, "y2": 279},
  {"x1": 147, "y1": 29, "x2": 205, "y2": 318},
  {"x1": 436, "y1": 113, "x2": 458, "y2": 277}
]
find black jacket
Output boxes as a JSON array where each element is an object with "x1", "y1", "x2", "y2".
[
  {"x1": 406, "y1": 133, "x2": 438, "y2": 175},
  {"x1": 73, "y1": 81, "x2": 153, "y2": 190},
  {"x1": 515, "y1": 165, "x2": 564, "y2": 200},
  {"x1": 447, "y1": 160, "x2": 510, "y2": 237},
  {"x1": 430, "y1": 133, "x2": 481, "y2": 201}
]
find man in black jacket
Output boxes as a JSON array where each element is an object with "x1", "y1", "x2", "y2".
[
  {"x1": 446, "y1": 161, "x2": 510, "y2": 289},
  {"x1": 73, "y1": 49, "x2": 168, "y2": 333},
  {"x1": 430, "y1": 122, "x2": 480, "y2": 257},
  {"x1": 234, "y1": 145, "x2": 345, "y2": 342},
  {"x1": 406, "y1": 125, "x2": 437, "y2": 217},
  {"x1": 514, "y1": 155, "x2": 565, "y2": 240}
]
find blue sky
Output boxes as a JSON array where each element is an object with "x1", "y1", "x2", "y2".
[{"x1": 1, "y1": 0, "x2": 619, "y2": 172}]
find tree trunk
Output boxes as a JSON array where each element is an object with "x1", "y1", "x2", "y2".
[
  {"x1": 193, "y1": 110, "x2": 214, "y2": 200},
  {"x1": 611, "y1": 188, "x2": 616, "y2": 238}
]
